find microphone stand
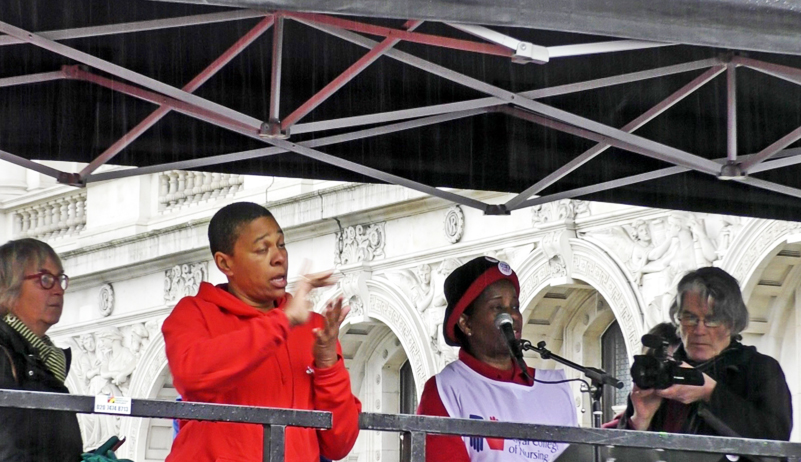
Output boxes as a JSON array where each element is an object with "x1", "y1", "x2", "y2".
[
  {"x1": 519, "y1": 339, "x2": 623, "y2": 462},
  {"x1": 506, "y1": 341, "x2": 533, "y2": 383}
]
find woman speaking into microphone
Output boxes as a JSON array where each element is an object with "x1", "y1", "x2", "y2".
[{"x1": 417, "y1": 256, "x2": 577, "y2": 462}]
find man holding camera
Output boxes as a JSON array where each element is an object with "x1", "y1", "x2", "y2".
[{"x1": 622, "y1": 267, "x2": 792, "y2": 442}]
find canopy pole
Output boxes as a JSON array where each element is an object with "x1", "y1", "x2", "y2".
[
  {"x1": 72, "y1": 65, "x2": 494, "y2": 211},
  {"x1": 514, "y1": 149, "x2": 801, "y2": 210},
  {"x1": 280, "y1": 19, "x2": 423, "y2": 130},
  {"x1": 78, "y1": 14, "x2": 275, "y2": 178},
  {"x1": 445, "y1": 23, "x2": 548, "y2": 63},
  {"x1": 0, "y1": 20, "x2": 263, "y2": 131},
  {"x1": 503, "y1": 65, "x2": 725, "y2": 210},
  {"x1": 0, "y1": 10, "x2": 266, "y2": 47},
  {"x1": 285, "y1": 12, "x2": 512, "y2": 58},
  {"x1": 86, "y1": 109, "x2": 490, "y2": 183},
  {"x1": 0, "y1": 70, "x2": 67, "y2": 87},
  {"x1": 302, "y1": 21, "x2": 724, "y2": 176},
  {"x1": 727, "y1": 63, "x2": 738, "y2": 163},
  {"x1": 262, "y1": 14, "x2": 286, "y2": 137},
  {"x1": 0, "y1": 149, "x2": 65, "y2": 180},
  {"x1": 747, "y1": 146, "x2": 801, "y2": 173},
  {"x1": 289, "y1": 58, "x2": 720, "y2": 135}
]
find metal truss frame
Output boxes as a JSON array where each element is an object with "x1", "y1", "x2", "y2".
[{"x1": 1, "y1": 8, "x2": 801, "y2": 215}]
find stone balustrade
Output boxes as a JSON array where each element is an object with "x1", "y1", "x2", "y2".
[
  {"x1": 12, "y1": 191, "x2": 87, "y2": 240},
  {"x1": 158, "y1": 171, "x2": 243, "y2": 213}
]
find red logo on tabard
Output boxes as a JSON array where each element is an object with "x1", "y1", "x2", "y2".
[{"x1": 468, "y1": 415, "x2": 505, "y2": 451}]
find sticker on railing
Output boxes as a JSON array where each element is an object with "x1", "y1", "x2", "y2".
[{"x1": 94, "y1": 395, "x2": 132, "y2": 415}]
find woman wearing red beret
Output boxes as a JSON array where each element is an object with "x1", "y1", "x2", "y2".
[{"x1": 417, "y1": 256, "x2": 577, "y2": 462}]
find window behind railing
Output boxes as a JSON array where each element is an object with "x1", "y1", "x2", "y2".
[{"x1": 601, "y1": 321, "x2": 632, "y2": 422}]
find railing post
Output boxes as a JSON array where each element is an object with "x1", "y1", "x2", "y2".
[
  {"x1": 408, "y1": 431, "x2": 426, "y2": 462},
  {"x1": 263, "y1": 424, "x2": 286, "y2": 462}
]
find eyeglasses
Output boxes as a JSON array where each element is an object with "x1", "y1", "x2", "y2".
[
  {"x1": 679, "y1": 313, "x2": 723, "y2": 328},
  {"x1": 24, "y1": 271, "x2": 69, "y2": 291}
]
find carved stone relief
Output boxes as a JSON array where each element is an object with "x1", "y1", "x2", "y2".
[
  {"x1": 71, "y1": 328, "x2": 131, "y2": 450},
  {"x1": 98, "y1": 283, "x2": 114, "y2": 317},
  {"x1": 128, "y1": 323, "x2": 151, "y2": 356},
  {"x1": 338, "y1": 271, "x2": 372, "y2": 321},
  {"x1": 164, "y1": 262, "x2": 207, "y2": 304},
  {"x1": 540, "y1": 229, "x2": 575, "y2": 283},
  {"x1": 69, "y1": 320, "x2": 161, "y2": 451},
  {"x1": 335, "y1": 222, "x2": 386, "y2": 265},
  {"x1": 349, "y1": 295, "x2": 365, "y2": 318},
  {"x1": 383, "y1": 264, "x2": 434, "y2": 313},
  {"x1": 582, "y1": 212, "x2": 748, "y2": 327},
  {"x1": 380, "y1": 257, "x2": 465, "y2": 368},
  {"x1": 443, "y1": 205, "x2": 465, "y2": 243},
  {"x1": 531, "y1": 199, "x2": 590, "y2": 226}
]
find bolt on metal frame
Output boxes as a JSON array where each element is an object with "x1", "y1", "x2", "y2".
[{"x1": 1, "y1": 8, "x2": 801, "y2": 214}]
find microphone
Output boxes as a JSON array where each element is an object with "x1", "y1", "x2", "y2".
[
  {"x1": 495, "y1": 313, "x2": 531, "y2": 382},
  {"x1": 641, "y1": 334, "x2": 665, "y2": 350},
  {"x1": 494, "y1": 313, "x2": 521, "y2": 359}
]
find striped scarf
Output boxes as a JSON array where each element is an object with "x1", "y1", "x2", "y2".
[{"x1": 3, "y1": 314, "x2": 67, "y2": 383}]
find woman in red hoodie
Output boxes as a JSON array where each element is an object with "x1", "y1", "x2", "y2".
[{"x1": 162, "y1": 202, "x2": 361, "y2": 462}]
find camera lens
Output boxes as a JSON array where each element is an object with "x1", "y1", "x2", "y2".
[{"x1": 630, "y1": 355, "x2": 662, "y2": 390}]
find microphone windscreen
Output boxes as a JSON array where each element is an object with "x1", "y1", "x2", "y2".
[
  {"x1": 494, "y1": 312, "x2": 513, "y2": 329},
  {"x1": 641, "y1": 334, "x2": 664, "y2": 349}
]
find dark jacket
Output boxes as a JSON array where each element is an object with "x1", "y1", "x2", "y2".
[
  {"x1": 620, "y1": 341, "x2": 792, "y2": 461},
  {"x1": 0, "y1": 321, "x2": 83, "y2": 462}
]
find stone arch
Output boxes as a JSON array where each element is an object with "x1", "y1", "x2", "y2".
[
  {"x1": 315, "y1": 278, "x2": 437, "y2": 398},
  {"x1": 570, "y1": 239, "x2": 646, "y2": 355},
  {"x1": 721, "y1": 219, "x2": 801, "y2": 300},
  {"x1": 365, "y1": 281, "x2": 437, "y2": 395},
  {"x1": 516, "y1": 239, "x2": 646, "y2": 357}
]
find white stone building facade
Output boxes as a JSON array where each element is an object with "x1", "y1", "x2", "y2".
[{"x1": 2, "y1": 162, "x2": 801, "y2": 461}]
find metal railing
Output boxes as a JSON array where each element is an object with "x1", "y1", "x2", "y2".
[{"x1": 2, "y1": 389, "x2": 800, "y2": 462}]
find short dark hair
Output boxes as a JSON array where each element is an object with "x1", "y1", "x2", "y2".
[
  {"x1": 670, "y1": 266, "x2": 749, "y2": 336},
  {"x1": 208, "y1": 202, "x2": 274, "y2": 256}
]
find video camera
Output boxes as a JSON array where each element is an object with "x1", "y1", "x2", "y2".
[{"x1": 630, "y1": 334, "x2": 704, "y2": 390}]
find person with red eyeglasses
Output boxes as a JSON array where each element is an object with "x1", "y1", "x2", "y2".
[{"x1": 0, "y1": 238, "x2": 83, "y2": 461}]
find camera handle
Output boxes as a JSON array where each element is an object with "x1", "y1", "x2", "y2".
[{"x1": 520, "y1": 339, "x2": 625, "y2": 462}]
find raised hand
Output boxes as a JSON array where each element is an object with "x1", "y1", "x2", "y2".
[
  {"x1": 284, "y1": 262, "x2": 339, "y2": 327},
  {"x1": 312, "y1": 297, "x2": 350, "y2": 369}
]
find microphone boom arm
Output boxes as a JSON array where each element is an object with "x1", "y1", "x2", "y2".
[{"x1": 519, "y1": 339, "x2": 624, "y2": 390}]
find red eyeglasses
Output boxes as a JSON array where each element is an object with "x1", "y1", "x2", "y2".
[{"x1": 24, "y1": 271, "x2": 69, "y2": 291}]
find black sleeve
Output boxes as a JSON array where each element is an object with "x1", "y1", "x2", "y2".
[
  {"x1": 0, "y1": 345, "x2": 19, "y2": 388},
  {"x1": 706, "y1": 353, "x2": 792, "y2": 440}
]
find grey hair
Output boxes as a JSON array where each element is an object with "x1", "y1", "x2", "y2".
[
  {"x1": 0, "y1": 238, "x2": 63, "y2": 315},
  {"x1": 670, "y1": 267, "x2": 749, "y2": 337}
]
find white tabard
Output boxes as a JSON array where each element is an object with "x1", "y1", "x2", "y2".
[{"x1": 436, "y1": 360, "x2": 578, "y2": 462}]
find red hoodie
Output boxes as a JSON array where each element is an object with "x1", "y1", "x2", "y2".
[{"x1": 162, "y1": 282, "x2": 361, "y2": 462}]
